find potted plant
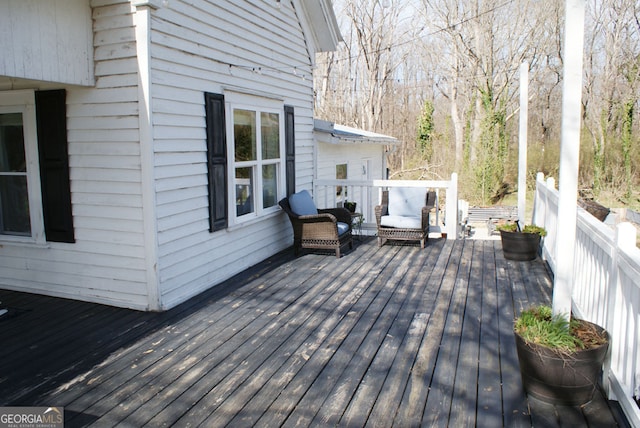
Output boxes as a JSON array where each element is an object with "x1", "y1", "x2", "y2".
[
  {"x1": 514, "y1": 305, "x2": 609, "y2": 405},
  {"x1": 344, "y1": 200, "x2": 357, "y2": 213},
  {"x1": 497, "y1": 221, "x2": 547, "y2": 261}
]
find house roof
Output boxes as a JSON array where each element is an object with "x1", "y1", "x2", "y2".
[
  {"x1": 314, "y1": 119, "x2": 399, "y2": 146},
  {"x1": 296, "y1": 0, "x2": 343, "y2": 52}
]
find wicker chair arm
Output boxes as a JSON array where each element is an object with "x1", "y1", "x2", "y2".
[
  {"x1": 319, "y1": 207, "x2": 352, "y2": 226},
  {"x1": 298, "y1": 213, "x2": 338, "y2": 223},
  {"x1": 374, "y1": 204, "x2": 388, "y2": 226},
  {"x1": 421, "y1": 206, "x2": 431, "y2": 230}
]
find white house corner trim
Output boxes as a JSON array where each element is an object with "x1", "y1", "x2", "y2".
[{"x1": 134, "y1": 6, "x2": 162, "y2": 311}]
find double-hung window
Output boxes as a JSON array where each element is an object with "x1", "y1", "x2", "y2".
[
  {"x1": 0, "y1": 91, "x2": 44, "y2": 242},
  {"x1": 205, "y1": 91, "x2": 294, "y2": 232},
  {"x1": 228, "y1": 95, "x2": 284, "y2": 223},
  {"x1": 0, "y1": 89, "x2": 74, "y2": 244}
]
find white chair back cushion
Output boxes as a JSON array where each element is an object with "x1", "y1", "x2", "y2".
[
  {"x1": 388, "y1": 188, "x2": 425, "y2": 217},
  {"x1": 289, "y1": 190, "x2": 318, "y2": 216}
]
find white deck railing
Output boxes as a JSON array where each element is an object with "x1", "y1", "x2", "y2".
[
  {"x1": 313, "y1": 173, "x2": 459, "y2": 239},
  {"x1": 533, "y1": 172, "x2": 640, "y2": 426}
]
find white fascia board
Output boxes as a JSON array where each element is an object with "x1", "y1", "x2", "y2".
[
  {"x1": 314, "y1": 120, "x2": 398, "y2": 146},
  {"x1": 334, "y1": 124, "x2": 398, "y2": 143},
  {"x1": 295, "y1": 0, "x2": 343, "y2": 53}
]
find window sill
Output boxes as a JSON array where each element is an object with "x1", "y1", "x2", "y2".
[
  {"x1": 226, "y1": 209, "x2": 283, "y2": 232},
  {"x1": 0, "y1": 238, "x2": 50, "y2": 249}
]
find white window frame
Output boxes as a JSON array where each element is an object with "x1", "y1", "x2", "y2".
[
  {"x1": 0, "y1": 90, "x2": 45, "y2": 244},
  {"x1": 226, "y1": 93, "x2": 285, "y2": 225}
]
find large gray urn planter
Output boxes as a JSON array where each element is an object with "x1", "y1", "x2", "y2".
[
  {"x1": 515, "y1": 321, "x2": 609, "y2": 406},
  {"x1": 499, "y1": 230, "x2": 541, "y2": 261}
]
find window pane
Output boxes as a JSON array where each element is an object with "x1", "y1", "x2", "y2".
[
  {"x1": 261, "y1": 112, "x2": 280, "y2": 160},
  {"x1": 0, "y1": 113, "x2": 26, "y2": 172},
  {"x1": 0, "y1": 113, "x2": 30, "y2": 236},
  {"x1": 234, "y1": 109, "x2": 256, "y2": 162},
  {"x1": 262, "y1": 164, "x2": 278, "y2": 209},
  {"x1": 336, "y1": 163, "x2": 347, "y2": 197},
  {"x1": 235, "y1": 167, "x2": 254, "y2": 216},
  {"x1": 0, "y1": 176, "x2": 30, "y2": 235}
]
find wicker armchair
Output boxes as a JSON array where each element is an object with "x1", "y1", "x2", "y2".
[
  {"x1": 279, "y1": 190, "x2": 353, "y2": 258},
  {"x1": 375, "y1": 188, "x2": 436, "y2": 248}
]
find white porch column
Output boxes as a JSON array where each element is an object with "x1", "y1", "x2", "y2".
[
  {"x1": 553, "y1": 0, "x2": 586, "y2": 319},
  {"x1": 518, "y1": 63, "x2": 529, "y2": 227},
  {"x1": 446, "y1": 173, "x2": 458, "y2": 239}
]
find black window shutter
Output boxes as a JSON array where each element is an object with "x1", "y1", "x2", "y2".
[
  {"x1": 35, "y1": 89, "x2": 75, "y2": 243},
  {"x1": 284, "y1": 105, "x2": 295, "y2": 196},
  {"x1": 205, "y1": 92, "x2": 228, "y2": 232}
]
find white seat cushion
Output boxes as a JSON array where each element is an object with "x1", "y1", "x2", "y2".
[
  {"x1": 380, "y1": 215, "x2": 422, "y2": 229},
  {"x1": 388, "y1": 188, "x2": 425, "y2": 217}
]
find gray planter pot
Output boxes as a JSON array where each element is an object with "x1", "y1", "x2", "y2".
[
  {"x1": 515, "y1": 321, "x2": 609, "y2": 406},
  {"x1": 499, "y1": 230, "x2": 541, "y2": 261}
]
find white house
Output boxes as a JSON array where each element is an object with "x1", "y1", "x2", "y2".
[
  {"x1": 313, "y1": 119, "x2": 397, "y2": 227},
  {"x1": 0, "y1": 0, "x2": 341, "y2": 311},
  {"x1": 314, "y1": 119, "x2": 397, "y2": 184}
]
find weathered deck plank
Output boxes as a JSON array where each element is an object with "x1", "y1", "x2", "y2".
[
  {"x1": 477, "y1": 241, "x2": 504, "y2": 427},
  {"x1": 422, "y1": 240, "x2": 469, "y2": 425},
  {"x1": 496, "y1": 242, "x2": 532, "y2": 428},
  {"x1": 218, "y1": 247, "x2": 391, "y2": 428},
  {"x1": 393, "y1": 240, "x2": 459, "y2": 426},
  {"x1": 448, "y1": 240, "x2": 480, "y2": 427},
  {"x1": 307, "y1": 247, "x2": 425, "y2": 427},
  {"x1": 0, "y1": 238, "x2": 629, "y2": 427},
  {"x1": 205, "y1": 242, "x2": 402, "y2": 426},
  {"x1": 337, "y1": 243, "x2": 441, "y2": 427},
  {"x1": 255, "y1": 246, "x2": 405, "y2": 427},
  {"x1": 62, "y1": 254, "x2": 313, "y2": 425}
]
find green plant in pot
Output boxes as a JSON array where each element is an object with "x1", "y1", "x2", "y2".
[
  {"x1": 514, "y1": 305, "x2": 609, "y2": 405},
  {"x1": 344, "y1": 200, "x2": 357, "y2": 213},
  {"x1": 497, "y1": 221, "x2": 547, "y2": 261}
]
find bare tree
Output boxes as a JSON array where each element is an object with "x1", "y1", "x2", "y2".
[
  {"x1": 316, "y1": 0, "x2": 640, "y2": 206},
  {"x1": 315, "y1": 0, "x2": 414, "y2": 131},
  {"x1": 583, "y1": 0, "x2": 640, "y2": 196},
  {"x1": 417, "y1": 0, "x2": 550, "y2": 202}
]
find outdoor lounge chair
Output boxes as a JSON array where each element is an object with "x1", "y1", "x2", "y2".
[
  {"x1": 375, "y1": 188, "x2": 436, "y2": 248},
  {"x1": 279, "y1": 190, "x2": 353, "y2": 258}
]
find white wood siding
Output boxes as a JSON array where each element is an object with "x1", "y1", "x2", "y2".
[
  {"x1": 314, "y1": 142, "x2": 385, "y2": 222},
  {"x1": 0, "y1": 0, "x2": 94, "y2": 86},
  {"x1": 0, "y1": 0, "x2": 322, "y2": 311},
  {"x1": 147, "y1": 0, "x2": 316, "y2": 308},
  {"x1": 0, "y1": 0, "x2": 152, "y2": 310},
  {"x1": 316, "y1": 143, "x2": 385, "y2": 184}
]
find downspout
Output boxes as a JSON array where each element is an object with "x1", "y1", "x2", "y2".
[{"x1": 133, "y1": 1, "x2": 161, "y2": 311}]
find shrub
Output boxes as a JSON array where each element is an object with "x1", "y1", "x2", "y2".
[
  {"x1": 496, "y1": 222, "x2": 547, "y2": 236},
  {"x1": 514, "y1": 306, "x2": 583, "y2": 352}
]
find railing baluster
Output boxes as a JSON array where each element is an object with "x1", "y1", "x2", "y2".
[{"x1": 535, "y1": 173, "x2": 640, "y2": 425}]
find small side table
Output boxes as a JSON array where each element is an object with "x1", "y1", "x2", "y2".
[{"x1": 351, "y1": 212, "x2": 364, "y2": 239}]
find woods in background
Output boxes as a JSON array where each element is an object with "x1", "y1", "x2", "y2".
[{"x1": 314, "y1": 0, "x2": 640, "y2": 207}]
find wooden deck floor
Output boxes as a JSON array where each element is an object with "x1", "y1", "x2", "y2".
[{"x1": 0, "y1": 238, "x2": 629, "y2": 427}]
